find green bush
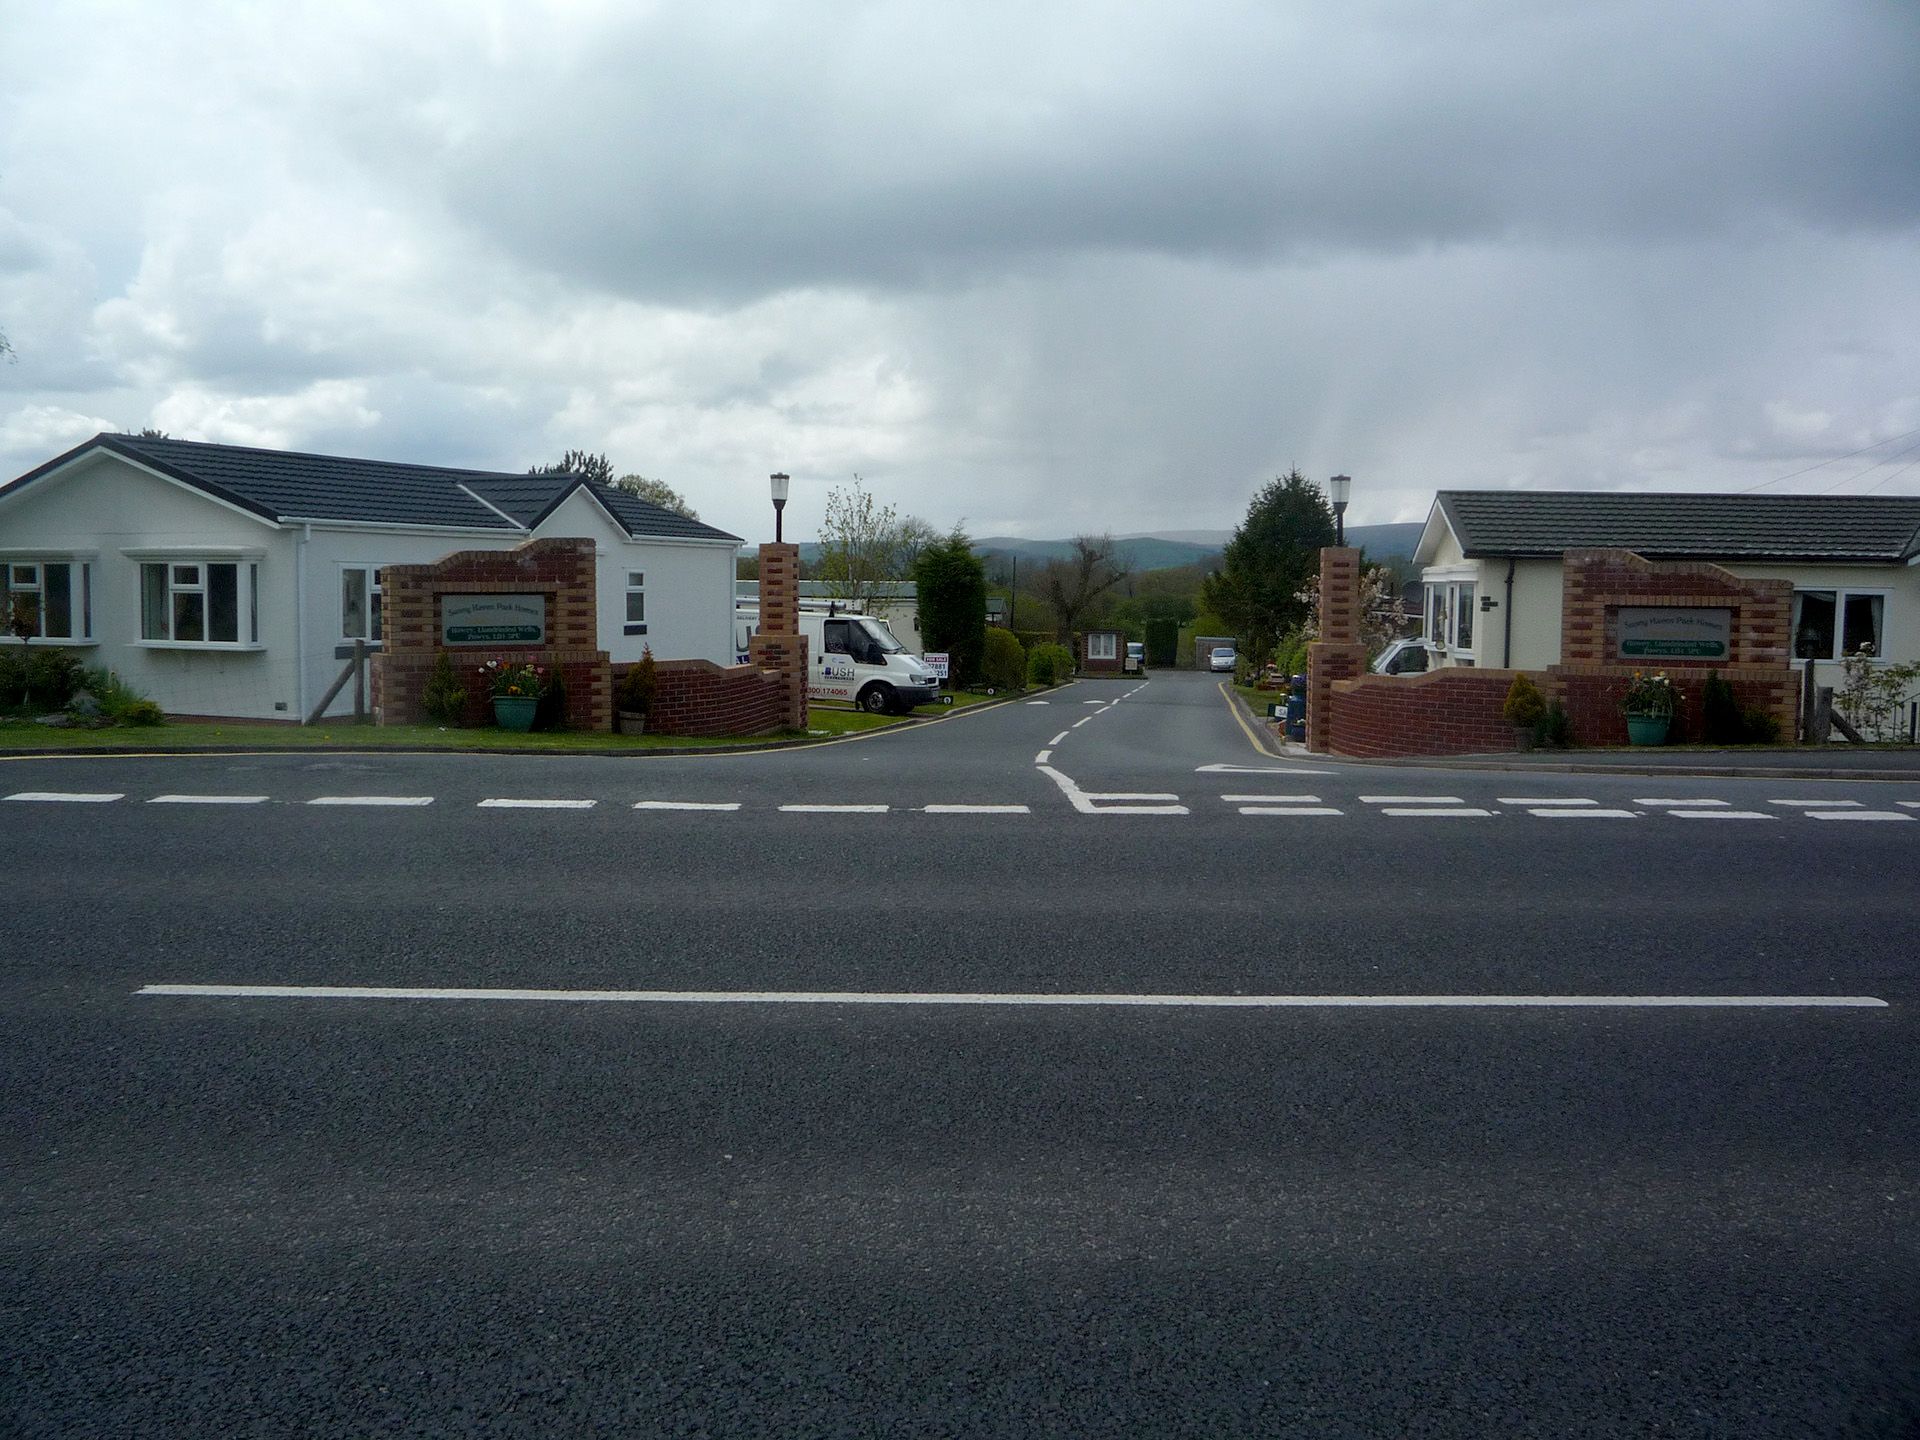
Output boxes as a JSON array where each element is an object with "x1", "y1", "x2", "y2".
[
  {"x1": 617, "y1": 647, "x2": 658, "y2": 714},
  {"x1": 982, "y1": 629, "x2": 1026, "y2": 692},
  {"x1": 1740, "y1": 705, "x2": 1781, "y2": 744},
  {"x1": 77, "y1": 666, "x2": 162, "y2": 725},
  {"x1": 536, "y1": 667, "x2": 569, "y2": 730},
  {"x1": 421, "y1": 650, "x2": 468, "y2": 725},
  {"x1": 121, "y1": 698, "x2": 165, "y2": 726},
  {"x1": 1271, "y1": 629, "x2": 1309, "y2": 680},
  {"x1": 1027, "y1": 643, "x2": 1075, "y2": 686},
  {"x1": 1502, "y1": 674, "x2": 1547, "y2": 730},
  {"x1": 1534, "y1": 700, "x2": 1573, "y2": 749},
  {"x1": 0, "y1": 648, "x2": 83, "y2": 710},
  {"x1": 1701, "y1": 673, "x2": 1742, "y2": 744}
]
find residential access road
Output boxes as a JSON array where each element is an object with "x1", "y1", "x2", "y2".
[{"x1": 4, "y1": 670, "x2": 1917, "y2": 1437}]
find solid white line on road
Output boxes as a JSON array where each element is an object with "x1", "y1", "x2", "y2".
[
  {"x1": 1670, "y1": 810, "x2": 1774, "y2": 820},
  {"x1": 308, "y1": 796, "x2": 434, "y2": 807},
  {"x1": 1220, "y1": 793, "x2": 1322, "y2": 803},
  {"x1": 632, "y1": 801, "x2": 741, "y2": 811},
  {"x1": 1771, "y1": 798, "x2": 1862, "y2": 807},
  {"x1": 138, "y1": 984, "x2": 1889, "y2": 1009},
  {"x1": 1499, "y1": 797, "x2": 1596, "y2": 806},
  {"x1": 1636, "y1": 798, "x2": 1729, "y2": 807},
  {"x1": 148, "y1": 794, "x2": 270, "y2": 805},
  {"x1": 1196, "y1": 764, "x2": 1335, "y2": 775},
  {"x1": 4, "y1": 791, "x2": 124, "y2": 803},
  {"x1": 1049, "y1": 731, "x2": 1070, "y2": 745},
  {"x1": 1527, "y1": 807, "x2": 1638, "y2": 819},
  {"x1": 1239, "y1": 806, "x2": 1344, "y2": 817},
  {"x1": 779, "y1": 803, "x2": 890, "y2": 813},
  {"x1": 1361, "y1": 795, "x2": 1463, "y2": 804},
  {"x1": 1805, "y1": 810, "x2": 1915, "y2": 822},
  {"x1": 479, "y1": 798, "x2": 597, "y2": 809},
  {"x1": 1034, "y1": 750, "x2": 1052, "y2": 764},
  {"x1": 923, "y1": 804, "x2": 1032, "y2": 814},
  {"x1": 1085, "y1": 791, "x2": 1181, "y2": 801},
  {"x1": 1379, "y1": 807, "x2": 1494, "y2": 818}
]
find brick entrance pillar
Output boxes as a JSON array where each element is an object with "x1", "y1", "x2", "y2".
[
  {"x1": 747, "y1": 541, "x2": 808, "y2": 730},
  {"x1": 1307, "y1": 546, "x2": 1368, "y2": 753}
]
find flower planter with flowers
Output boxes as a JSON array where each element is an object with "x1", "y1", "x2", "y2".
[
  {"x1": 1620, "y1": 670, "x2": 1678, "y2": 745},
  {"x1": 480, "y1": 659, "x2": 549, "y2": 732}
]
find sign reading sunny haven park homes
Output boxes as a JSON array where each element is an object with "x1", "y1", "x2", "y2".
[
  {"x1": 442, "y1": 594, "x2": 546, "y2": 646},
  {"x1": 1616, "y1": 606, "x2": 1731, "y2": 660}
]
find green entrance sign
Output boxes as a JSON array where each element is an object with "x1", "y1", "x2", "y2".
[
  {"x1": 1615, "y1": 606, "x2": 1730, "y2": 662},
  {"x1": 443, "y1": 594, "x2": 546, "y2": 646}
]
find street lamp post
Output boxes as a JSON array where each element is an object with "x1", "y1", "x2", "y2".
[
  {"x1": 769, "y1": 472, "x2": 790, "y2": 543},
  {"x1": 1328, "y1": 474, "x2": 1352, "y2": 547}
]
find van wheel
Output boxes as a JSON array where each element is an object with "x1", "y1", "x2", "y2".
[{"x1": 858, "y1": 684, "x2": 894, "y2": 715}]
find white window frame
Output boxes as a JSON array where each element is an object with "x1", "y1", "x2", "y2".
[
  {"x1": 623, "y1": 570, "x2": 647, "y2": 636},
  {"x1": 1791, "y1": 586, "x2": 1890, "y2": 664},
  {"x1": 1087, "y1": 631, "x2": 1118, "y2": 661},
  {"x1": 0, "y1": 556, "x2": 97, "y2": 644},
  {"x1": 340, "y1": 564, "x2": 384, "y2": 644},
  {"x1": 133, "y1": 556, "x2": 263, "y2": 649},
  {"x1": 1422, "y1": 569, "x2": 1479, "y2": 660}
]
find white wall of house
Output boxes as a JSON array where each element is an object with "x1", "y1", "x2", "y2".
[{"x1": 1719, "y1": 561, "x2": 1920, "y2": 670}]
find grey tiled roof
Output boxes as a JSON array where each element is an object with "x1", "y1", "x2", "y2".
[
  {"x1": 1437, "y1": 491, "x2": 1920, "y2": 563},
  {"x1": 3, "y1": 434, "x2": 740, "y2": 543}
]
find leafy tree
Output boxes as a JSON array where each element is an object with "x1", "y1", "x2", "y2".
[
  {"x1": 813, "y1": 476, "x2": 920, "y2": 614},
  {"x1": 0, "y1": 329, "x2": 12, "y2": 363},
  {"x1": 138, "y1": 427, "x2": 170, "y2": 438},
  {"x1": 914, "y1": 530, "x2": 988, "y2": 683},
  {"x1": 613, "y1": 473, "x2": 698, "y2": 520},
  {"x1": 1036, "y1": 535, "x2": 1130, "y2": 643},
  {"x1": 1201, "y1": 470, "x2": 1335, "y2": 662},
  {"x1": 529, "y1": 449, "x2": 616, "y2": 486}
]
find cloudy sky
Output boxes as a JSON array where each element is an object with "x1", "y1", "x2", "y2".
[{"x1": 2, "y1": 1, "x2": 1916, "y2": 543}]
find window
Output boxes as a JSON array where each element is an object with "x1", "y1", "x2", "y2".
[
  {"x1": 140, "y1": 560, "x2": 260, "y2": 646},
  {"x1": 1423, "y1": 578, "x2": 1478, "y2": 654},
  {"x1": 624, "y1": 570, "x2": 646, "y2": 635},
  {"x1": 1793, "y1": 588, "x2": 1885, "y2": 661},
  {"x1": 2, "y1": 560, "x2": 94, "y2": 641},
  {"x1": 1087, "y1": 632, "x2": 1118, "y2": 661},
  {"x1": 340, "y1": 566, "x2": 383, "y2": 642}
]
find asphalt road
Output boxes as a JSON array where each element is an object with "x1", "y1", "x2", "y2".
[{"x1": 5, "y1": 670, "x2": 1917, "y2": 1437}]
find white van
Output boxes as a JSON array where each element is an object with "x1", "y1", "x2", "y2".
[{"x1": 734, "y1": 605, "x2": 941, "y2": 715}]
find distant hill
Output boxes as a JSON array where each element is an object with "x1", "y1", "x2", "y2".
[{"x1": 796, "y1": 520, "x2": 1425, "y2": 577}]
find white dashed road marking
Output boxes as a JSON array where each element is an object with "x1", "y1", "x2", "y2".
[
  {"x1": 1220, "y1": 794, "x2": 1322, "y2": 804},
  {"x1": 1240, "y1": 806, "x2": 1344, "y2": 816},
  {"x1": 780, "y1": 804, "x2": 890, "y2": 813},
  {"x1": 1378, "y1": 807, "x2": 1494, "y2": 818},
  {"x1": 478, "y1": 798, "x2": 596, "y2": 809},
  {"x1": 1049, "y1": 732, "x2": 1070, "y2": 745},
  {"x1": 1670, "y1": 810, "x2": 1774, "y2": 820},
  {"x1": 1196, "y1": 764, "x2": 1336, "y2": 775},
  {"x1": 1527, "y1": 807, "x2": 1638, "y2": 819},
  {"x1": 922, "y1": 804, "x2": 1031, "y2": 814},
  {"x1": 1034, "y1": 749, "x2": 1052, "y2": 764},
  {"x1": 1771, "y1": 798, "x2": 1862, "y2": 807},
  {"x1": 308, "y1": 796, "x2": 434, "y2": 807},
  {"x1": 5, "y1": 791, "x2": 125, "y2": 803},
  {"x1": 140, "y1": 984, "x2": 1889, "y2": 1010},
  {"x1": 1637, "y1": 798, "x2": 1729, "y2": 807},
  {"x1": 1037, "y1": 765, "x2": 1188, "y2": 815},
  {"x1": 632, "y1": 801, "x2": 741, "y2": 811},
  {"x1": 1499, "y1": 797, "x2": 1596, "y2": 806},
  {"x1": 148, "y1": 794, "x2": 270, "y2": 805},
  {"x1": 1900, "y1": 801, "x2": 1920, "y2": 810},
  {"x1": 1360, "y1": 795, "x2": 1463, "y2": 805},
  {"x1": 1805, "y1": 811, "x2": 1914, "y2": 822}
]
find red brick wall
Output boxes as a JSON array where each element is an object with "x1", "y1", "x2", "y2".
[
  {"x1": 617, "y1": 658, "x2": 793, "y2": 737},
  {"x1": 1306, "y1": 545, "x2": 1366, "y2": 752},
  {"x1": 1080, "y1": 632, "x2": 1125, "y2": 673},
  {"x1": 1561, "y1": 549, "x2": 1792, "y2": 667},
  {"x1": 1329, "y1": 669, "x2": 1524, "y2": 757},
  {"x1": 376, "y1": 537, "x2": 613, "y2": 731}
]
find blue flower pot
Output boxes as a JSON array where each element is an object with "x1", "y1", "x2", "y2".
[
  {"x1": 492, "y1": 696, "x2": 538, "y2": 732},
  {"x1": 1625, "y1": 713, "x2": 1669, "y2": 746}
]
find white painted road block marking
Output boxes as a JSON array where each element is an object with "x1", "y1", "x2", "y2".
[
  {"x1": 1772, "y1": 798, "x2": 1862, "y2": 807},
  {"x1": 479, "y1": 798, "x2": 597, "y2": 809},
  {"x1": 1670, "y1": 810, "x2": 1774, "y2": 820},
  {"x1": 1049, "y1": 732, "x2": 1070, "y2": 745},
  {"x1": 780, "y1": 804, "x2": 890, "y2": 813},
  {"x1": 1379, "y1": 807, "x2": 1494, "y2": 818},
  {"x1": 4, "y1": 791, "x2": 124, "y2": 803},
  {"x1": 308, "y1": 796, "x2": 434, "y2": 807},
  {"x1": 1037, "y1": 765, "x2": 1188, "y2": 815},
  {"x1": 149, "y1": 794, "x2": 270, "y2": 805},
  {"x1": 1499, "y1": 797, "x2": 1596, "y2": 806},
  {"x1": 632, "y1": 801, "x2": 742, "y2": 811},
  {"x1": 1034, "y1": 750, "x2": 1052, "y2": 764},
  {"x1": 1220, "y1": 794, "x2": 1322, "y2": 804},
  {"x1": 1527, "y1": 807, "x2": 1638, "y2": 819},
  {"x1": 1805, "y1": 811, "x2": 1914, "y2": 822},
  {"x1": 923, "y1": 804, "x2": 1032, "y2": 814},
  {"x1": 1239, "y1": 806, "x2": 1344, "y2": 816},
  {"x1": 1196, "y1": 764, "x2": 1336, "y2": 775},
  {"x1": 139, "y1": 984, "x2": 1889, "y2": 1010},
  {"x1": 1636, "y1": 798, "x2": 1729, "y2": 807},
  {"x1": 1360, "y1": 795, "x2": 1463, "y2": 805}
]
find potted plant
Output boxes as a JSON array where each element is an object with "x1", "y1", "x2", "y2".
[
  {"x1": 616, "y1": 647, "x2": 657, "y2": 735},
  {"x1": 480, "y1": 659, "x2": 548, "y2": 732},
  {"x1": 1620, "y1": 670, "x2": 1678, "y2": 745},
  {"x1": 1502, "y1": 674, "x2": 1547, "y2": 751}
]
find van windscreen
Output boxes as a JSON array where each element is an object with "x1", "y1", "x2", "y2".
[{"x1": 859, "y1": 619, "x2": 905, "y2": 654}]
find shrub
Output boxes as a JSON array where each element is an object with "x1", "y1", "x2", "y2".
[
  {"x1": 1272, "y1": 629, "x2": 1309, "y2": 681},
  {"x1": 1740, "y1": 705, "x2": 1782, "y2": 744},
  {"x1": 1027, "y1": 643, "x2": 1075, "y2": 686},
  {"x1": 617, "y1": 647, "x2": 658, "y2": 714},
  {"x1": 0, "y1": 648, "x2": 84, "y2": 710},
  {"x1": 78, "y1": 666, "x2": 162, "y2": 725},
  {"x1": 535, "y1": 667, "x2": 568, "y2": 730},
  {"x1": 1502, "y1": 674, "x2": 1547, "y2": 730},
  {"x1": 121, "y1": 699, "x2": 165, "y2": 727},
  {"x1": 1534, "y1": 700, "x2": 1573, "y2": 749},
  {"x1": 982, "y1": 629, "x2": 1026, "y2": 692},
  {"x1": 0, "y1": 650, "x2": 23, "y2": 709},
  {"x1": 1700, "y1": 673, "x2": 1742, "y2": 744},
  {"x1": 422, "y1": 651, "x2": 468, "y2": 725}
]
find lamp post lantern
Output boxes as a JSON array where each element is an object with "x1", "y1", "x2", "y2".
[
  {"x1": 769, "y1": 472, "x2": 790, "y2": 543},
  {"x1": 1328, "y1": 474, "x2": 1352, "y2": 547}
]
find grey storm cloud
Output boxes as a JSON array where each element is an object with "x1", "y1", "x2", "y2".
[{"x1": 332, "y1": 0, "x2": 1920, "y2": 303}]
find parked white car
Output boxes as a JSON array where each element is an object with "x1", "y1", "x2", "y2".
[
  {"x1": 1371, "y1": 638, "x2": 1435, "y2": 675},
  {"x1": 1208, "y1": 645, "x2": 1237, "y2": 673}
]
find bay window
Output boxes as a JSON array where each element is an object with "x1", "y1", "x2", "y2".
[
  {"x1": 2, "y1": 559, "x2": 94, "y2": 642},
  {"x1": 139, "y1": 560, "x2": 260, "y2": 646},
  {"x1": 1423, "y1": 576, "x2": 1478, "y2": 659}
]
